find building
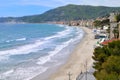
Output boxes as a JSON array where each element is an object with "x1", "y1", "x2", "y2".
[
  {"x1": 119, "y1": 22, "x2": 120, "y2": 38},
  {"x1": 109, "y1": 12, "x2": 118, "y2": 39}
]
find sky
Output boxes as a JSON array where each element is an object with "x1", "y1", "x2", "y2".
[{"x1": 0, "y1": 0, "x2": 120, "y2": 17}]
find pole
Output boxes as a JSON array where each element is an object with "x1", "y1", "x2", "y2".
[
  {"x1": 68, "y1": 72, "x2": 72, "y2": 80},
  {"x1": 85, "y1": 61, "x2": 87, "y2": 80}
]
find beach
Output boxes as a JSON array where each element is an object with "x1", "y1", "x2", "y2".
[
  {"x1": 31, "y1": 26, "x2": 97, "y2": 80},
  {"x1": 48, "y1": 27, "x2": 97, "y2": 80}
]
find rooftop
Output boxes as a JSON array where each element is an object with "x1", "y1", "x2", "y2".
[{"x1": 101, "y1": 39, "x2": 120, "y2": 45}]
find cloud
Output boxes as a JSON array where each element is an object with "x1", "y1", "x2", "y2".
[
  {"x1": 102, "y1": 0, "x2": 120, "y2": 7},
  {"x1": 0, "y1": 0, "x2": 120, "y2": 7},
  {"x1": 24, "y1": 0, "x2": 120, "y2": 7}
]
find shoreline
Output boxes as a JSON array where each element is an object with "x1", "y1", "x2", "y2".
[
  {"x1": 31, "y1": 26, "x2": 97, "y2": 80},
  {"x1": 49, "y1": 27, "x2": 97, "y2": 80}
]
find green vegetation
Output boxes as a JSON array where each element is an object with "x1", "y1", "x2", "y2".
[
  {"x1": 1, "y1": 4, "x2": 120, "y2": 23},
  {"x1": 116, "y1": 14, "x2": 120, "y2": 22},
  {"x1": 113, "y1": 26, "x2": 119, "y2": 38},
  {"x1": 93, "y1": 19, "x2": 109, "y2": 28},
  {"x1": 93, "y1": 40, "x2": 120, "y2": 80}
]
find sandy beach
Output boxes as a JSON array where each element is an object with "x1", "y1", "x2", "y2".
[
  {"x1": 48, "y1": 27, "x2": 97, "y2": 80},
  {"x1": 31, "y1": 26, "x2": 97, "y2": 80}
]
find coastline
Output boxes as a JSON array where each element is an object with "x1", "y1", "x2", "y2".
[
  {"x1": 49, "y1": 27, "x2": 97, "y2": 80},
  {"x1": 31, "y1": 26, "x2": 97, "y2": 80}
]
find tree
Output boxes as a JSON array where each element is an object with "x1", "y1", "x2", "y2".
[
  {"x1": 93, "y1": 20, "x2": 102, "y2": 28},
  {"x1": 93, "y1": 40, "x2": 120, "y2": 80},
  {"x1": 116, "y1": 14, "x2": 120, "y2": 22},
  {"x1": 112, "y1": 26, "x2": 119, "y2": 39},
  {"x1": 93, "y1": 19, "x2": 109, "y2": 28}
]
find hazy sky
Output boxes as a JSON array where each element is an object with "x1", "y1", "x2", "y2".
[{"x1": 0, "y1": 0, "x2": 120, "y2": 17}]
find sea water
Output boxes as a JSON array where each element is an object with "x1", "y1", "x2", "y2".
[{"x1": 0, "y1": 23, "x2": 84, "y2": 80}]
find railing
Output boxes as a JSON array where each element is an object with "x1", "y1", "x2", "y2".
[{"x1": 76, "y1": 71, "x2": 94, "y2": 80}]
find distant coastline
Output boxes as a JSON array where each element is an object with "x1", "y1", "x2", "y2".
[{"x1": 0, "y1": 5, "x2": 120, "y2": 23}]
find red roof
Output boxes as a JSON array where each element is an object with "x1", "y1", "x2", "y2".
[{"x1": 101, "y1": 39, "x2": 120, "y2": 45}]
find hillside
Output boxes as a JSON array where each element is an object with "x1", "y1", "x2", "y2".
[{"x1": 1, "y1": 4, "x2": 120, "y2": 23}]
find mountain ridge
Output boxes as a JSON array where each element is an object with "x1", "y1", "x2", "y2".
[{"x1": 0, "y1": 4, "x2": 120, "y2": 23}]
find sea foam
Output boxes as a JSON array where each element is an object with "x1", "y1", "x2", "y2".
[
  {"x1": 45, "y1": 26, "x2": 72, "y2": 40},
  {"x1": 15, "y1": 38, "x2": 26, "y2": 41},
  {"x1": 36, "y1": 36, "x2": 81, "y2": 65},
  {"x1": 0, "y1": 66, "x2": 48, "y2": 80},
  {"x1": 0, "y1": 40, "x2": 48, "y2": 61},
  {"x1": 6, "y1": 38, "x2": 26, "y2": 43},
  {"x1": 0, "y1": 26, "x2": 72, "y2": 61},
  {"x1": 0, "y1": 24, "x2": 84, "y2": 80}
]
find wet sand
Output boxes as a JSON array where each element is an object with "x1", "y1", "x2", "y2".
[
  {"x1": 49, "y1": 27, "x2": 97, "y2": 80},
  {"x1": 31, "y1": 27, "x2": 97, "y2": 80}
]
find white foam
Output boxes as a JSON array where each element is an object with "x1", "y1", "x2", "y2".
[
  {"x1": 6, "y1": 40, "x2": 14, "y2": 43},
  {"x1": 16, "y1": 38, "x2": 26, "y2": 41},
  {"x1": 37, "y1": 38, "x2": 74, "y2": 65},
  {"x1": 0, "y1": 25, "x2": 84, "y2": 80},
  {"x1": 3, "y1": 69, "x2": 14, "y2": 75},
  {"x1": 0, "y1": 40, "x2": 48, "y2": 61},
  {"x1": 37, "y1": 27, "x2": 84, "y2": 65},
  {"x1": 5, "y1": 38, "x2": 26, "y2": 43},
  {"x1": 0, "y1": 26, "x2": 72, "y2": 61},
  {"x1": 0, "y1": 66, "x2": 48, "y2": 80},
  {"x1": 23, "y1": 67, "x2": 48, "y2": 80},
  {"x1": 45, "y1": 26, "x2": 72, "y2": 40},
  {"x1": 58, "y1": 24, "x2": 65, "y2": 27},
  {"x1": 21, "y1": 67, "x2": 48, "y2": 80},
  {"x1": 0, "y1": 26, "x2": 73, "y2": 61}
]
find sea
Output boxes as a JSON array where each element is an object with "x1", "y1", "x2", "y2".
[{"x1": 0, "y1": 23, "x2": 84, "y2": 80}]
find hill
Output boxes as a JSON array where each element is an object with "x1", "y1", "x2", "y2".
[{"x1": 1, "y1": 4, "x2": 120, "y2": 23}]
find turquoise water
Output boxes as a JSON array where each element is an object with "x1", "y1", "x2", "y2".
[{"x1": 0, "y1": 23, "x2": 84, "y2": 80}]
